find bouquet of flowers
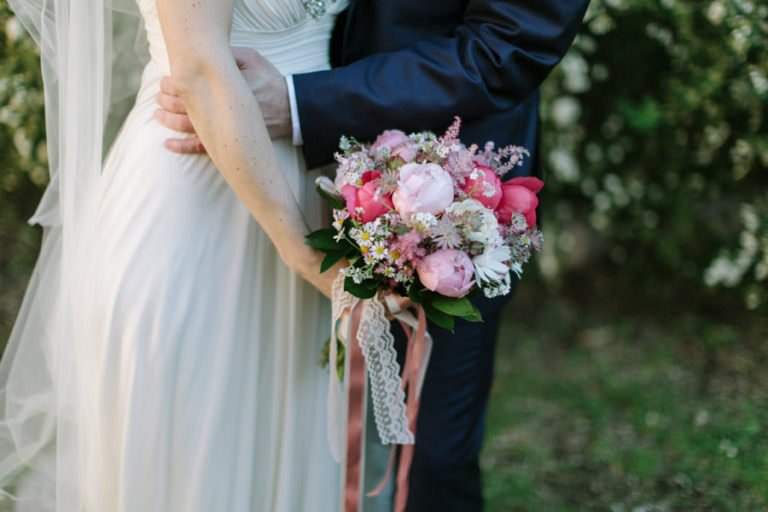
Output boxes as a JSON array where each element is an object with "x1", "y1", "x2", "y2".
[
  {"x1": 310, "y1": 118, "x2": 545, "y2": 509},
  {"x1": 307, "y1": 117, "x2": 544, "y2": 330}
]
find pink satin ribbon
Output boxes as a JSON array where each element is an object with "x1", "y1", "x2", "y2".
[
  {"x1": 393, "y1": 306, "x2": 427, "y2": 512},
  {"x1": 344, "y1": 304, "x2": 366, "y2": 512},
  {"x1": 344, "y1": 304, "x2": 429, "y2": 512}
]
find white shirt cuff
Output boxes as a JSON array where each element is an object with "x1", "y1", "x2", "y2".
[{"x1": 285, "y1": 75, "x2": 303, "y2": 146}]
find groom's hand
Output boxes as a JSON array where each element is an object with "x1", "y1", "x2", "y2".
[
  {"x1": 156, "y1": 47, "x2": 292, "y2": 154},
  {"x1": 231, "y1": 47, "x2": 292, "y2": 139}
]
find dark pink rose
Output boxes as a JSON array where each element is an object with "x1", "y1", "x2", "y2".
[
  {"x1": 495, "y1": 177, "x2": 544, "y2": 227},
  {"x1": 416, "y1": 249, "x2": 475, "y2": 298},
  {"x1": 460, "y1": 164, "x2": 503, "y2": 209},
  {"x1": 342, "y1": 171, "x2": 393, "y2": 223}
]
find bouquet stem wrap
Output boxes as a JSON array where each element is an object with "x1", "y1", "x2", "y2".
[{"x1": 329, "y1": 275, "x2": 432, "y2": 511}]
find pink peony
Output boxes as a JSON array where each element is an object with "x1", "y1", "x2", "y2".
[
  {"x1": 495, "y1": 177, "x2": 544, "y2": 227},
  {"x1": 391, "y1": 144, "x2": 419, "y2": 163},
  {"x1": 392, "y1": 163, "x2": 454, "y2": 217},
  {"x1": 370, "y1": 129, "x2": 418, "y2": 162},
  {"x1": 417, "y1": 249, "x2": 475, "y2": 298},
  {"x1": 342, "y1": 171, "x2": 393, "y2": 223},
  {"x1": 460, "y1": 164, "x2": 503, "y2": 209}
]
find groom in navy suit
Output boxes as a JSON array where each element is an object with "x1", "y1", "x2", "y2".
[{"x1": 158, "y1": 1, "x2": 589, "y2": 509}]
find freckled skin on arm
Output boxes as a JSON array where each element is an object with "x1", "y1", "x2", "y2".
[{"x1": 155, "y1": 0, "x2": 341, "y2": 296}]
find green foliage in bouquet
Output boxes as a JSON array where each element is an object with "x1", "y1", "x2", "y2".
[{"x1": 305, "y1": 220, "x2": 482, "y2": 333}]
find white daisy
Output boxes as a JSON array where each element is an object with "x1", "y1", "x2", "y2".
[{"x1": 370, "y1": 241, "x2": 389, "y2": 260}]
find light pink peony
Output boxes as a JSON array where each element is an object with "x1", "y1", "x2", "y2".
[
  {"x1": 370, "y1": 129, "x2": 418, "y2": 162},
  {"x1": 392, "y1": 163, "x2": 454, "y2": 217},
  {"x1": 495, "y1": 177, "x2": 544, "y2": 227},
  {"x1": 417, "y1": 249, "x2": 475, "y2": 298},
  {"x1": 342, "y1": 171, "x2": 393, "y2": 223},
  {"x1": 460, "y1": 164, "x2": 503, "y2": 209}
]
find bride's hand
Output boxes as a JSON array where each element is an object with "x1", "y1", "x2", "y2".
[{"x1": 155, "y1": 47, "x2": 291, "y2": 154}]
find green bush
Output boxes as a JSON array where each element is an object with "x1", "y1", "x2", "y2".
[
  {"x1": 539, "y1": 0, "x2": 768, "y2": 312},
  {"x1": 0, "y1": 3, "x2": 45, "y2": 337}
]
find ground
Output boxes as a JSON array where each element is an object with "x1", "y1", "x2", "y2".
[{"x1": 483, "y1": 284, "x2": 768, "y2": 512}]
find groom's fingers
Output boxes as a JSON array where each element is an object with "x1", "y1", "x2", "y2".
[
  {"x1": 160, "y1": 76, "x2": 180, "y2": 96},
  {"x1": 164, "y1": 137, "x2": 206, "y2": 154},
  {"x1": 154, "y1": 109, "x2": 195, "y2": 134}
]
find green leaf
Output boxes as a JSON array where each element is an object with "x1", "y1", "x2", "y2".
[
  {"x1": 305, "y1": 228, "x2": 341, "y2": 251},
  {"x1": 407, "y1": 284, "x2": 424, "y2": 304},
  {"x1": 430, "y1": 296, "x2": 484, "y2": 323},
  {"x1": 318, "y1": 336, "x2": 346, "y2": 382},
  {"x1": 393, "y1": 226, "x2": 410, "y2": 235},
  {"x1": 315, "y1": 181, "x2": 345, "y2": 210},
  {"x1": 424, "y1": 304, "x2": 455, "y2": 332},
  {"x1": 344, "y1": 277, "x2": 377, "y2": 299},
  {"x1": 407, "y1": 283, "x2": 433, "y2": 304},
  {"x1": 320, "y1": 251, "x2": 347, "y2": 273}
]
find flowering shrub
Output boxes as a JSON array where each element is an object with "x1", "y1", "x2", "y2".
[
  {"x1": 0, "y1": 3, "x2": 47, "y2": 339},
  {"x1": 540, "y1": 0, "x2": 768, "y2": 311}
]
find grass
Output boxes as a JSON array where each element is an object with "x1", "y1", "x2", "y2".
[{"x1": 482, "y1": 285, "x2": 768, "y2": 512}]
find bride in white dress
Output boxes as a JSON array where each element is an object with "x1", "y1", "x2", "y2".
[{"x1": 0, "y1": 0, "x2": 346, "y2": 510}]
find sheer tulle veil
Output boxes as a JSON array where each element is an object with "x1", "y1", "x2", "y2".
[{"x1": 0, "y1": 0, "x2": 147, "y2": 507}]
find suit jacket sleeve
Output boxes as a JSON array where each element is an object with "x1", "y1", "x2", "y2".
[{"x1": 293, "y1": 0, "x2": 590, "y2": 168}]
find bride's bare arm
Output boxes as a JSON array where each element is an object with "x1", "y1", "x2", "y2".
[{"x1": 155, "y1": 0, "x2": 338, "y2": 296}]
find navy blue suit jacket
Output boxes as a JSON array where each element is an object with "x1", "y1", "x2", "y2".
[{"x1": 293, "y1": 0, "x2": 590, "y2": 173}]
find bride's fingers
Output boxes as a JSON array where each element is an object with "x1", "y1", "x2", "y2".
[
  {"x1": 154, "y1": 109, "x2": 195, "y2": 134},
  {"x1": 164, "y1": 137, "x2": 206, "y2": 154},
  {"x1": 156, "y1": 91, "x2": 187, "y2": 115}
]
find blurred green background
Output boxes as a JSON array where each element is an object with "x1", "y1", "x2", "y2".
[{"x1": 1, "y1": 0, "x2": 767, "y2": 510}]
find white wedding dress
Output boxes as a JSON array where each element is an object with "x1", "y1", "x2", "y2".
[{"x1": 0, "y1": 1, "x2": 346, "y2": 511}]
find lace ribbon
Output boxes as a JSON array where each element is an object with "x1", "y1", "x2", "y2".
[{"x1": 329, "y1": 275, "x2": 430, "y2": 462}]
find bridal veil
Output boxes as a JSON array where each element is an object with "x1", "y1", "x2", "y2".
[{"x1": 0, "y1": 0, "x2": 146, "y2": 508}]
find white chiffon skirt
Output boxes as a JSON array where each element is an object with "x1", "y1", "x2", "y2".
[{"x1": 0, "y1": 63, "x2": 341, "y2": 511}]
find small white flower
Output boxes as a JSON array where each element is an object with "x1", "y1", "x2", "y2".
[
  {"x1": 370, "y1": 241, "x2": 389, "y2": 260},
  {"x1": 395, "y1": 271, "x2": 414, "y2": 285},
  {"x1": 473, "y1": 245, "x2": 511, "y2": 285},
  {"x1": 408, "y1": 212, "x2": 439, "y2": 233},
  {"x1": 481, "y1": 276, "x2": 511, "y2": 298},
  {"x1": 381, "y1": 266, "x2": 396, "y2": 278},
  {"x1": 481, "y1": 182, "x2": 497, "y2": 198},
  {"x1": 447, "y1": 198, "x2": 484, "y2": 217},
  {"x1": 432, "y1": 217, "x2": 463, "y2": 249},
  {"x1": 353, "y1": 228, "x2": 374, "y2": 246},
  {"x1": 508, "y1": 213, "x2": 528, "y2": 234},
  {"x1": 469, "y1": 209, "x2": 502, "y2": 246},
  {"x1": 343, "y1": 266, "x2": 368, "y2": 284}
]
